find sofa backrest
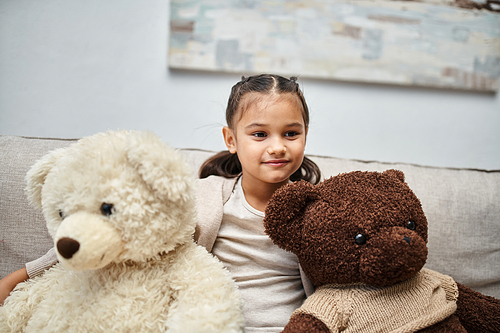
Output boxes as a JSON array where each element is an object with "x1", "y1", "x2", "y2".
[{"x1": 1, "y1": 135, "x2": 499, "y2": 299}]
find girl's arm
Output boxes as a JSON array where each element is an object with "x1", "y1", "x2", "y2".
[
  {"x1": 0, "y1": 248, "x2": 57, "y2": 306},
  {"x1": 0, "y1": 267, "x2": 28, "y2": 306}
]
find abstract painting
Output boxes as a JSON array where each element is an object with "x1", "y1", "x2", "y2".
[{"x1": 169, "y1": 0, "x2": 500, "y2": 91}]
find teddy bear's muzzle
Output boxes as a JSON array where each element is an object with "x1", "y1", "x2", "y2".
[
  {"x1": 359, "y1": 227, "x2": 428, "y2": 287},
  {"x1": 54, "y1": 211, "x2": 125, "y2": 271}
]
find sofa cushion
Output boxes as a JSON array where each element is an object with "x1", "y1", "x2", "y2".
[{"x1": 1, "y1": 135, "x2": 499, "y2": 299}]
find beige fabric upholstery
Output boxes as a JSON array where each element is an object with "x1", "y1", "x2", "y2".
[
  {"x1": 1, "y1": 135, "x2": 499, "y2": 299},
  {"x1": 1, "y1": 136, "x2": 77, "y2": 273}
]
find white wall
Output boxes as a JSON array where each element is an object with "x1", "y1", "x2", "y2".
[{"x1": 1, "y1": 0, "x2": 499, "y2": 170}]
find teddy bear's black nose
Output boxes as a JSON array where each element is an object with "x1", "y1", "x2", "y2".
[
  {"x1": 57, "y1": 237, "x2": 80, "y2": 259},
  {"x1": 403, "y1": 236, "x2": 411, "y2": 245}
]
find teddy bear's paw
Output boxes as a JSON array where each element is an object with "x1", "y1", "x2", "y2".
[
  {"x1": 416, "y1": 314, "x2": 467, "y2": 333},
  {"x1": 164, "y1": 291, "x2": 244, "y2": 332},
  {"x1": 165, "y1": 311, "x2": 244, "y2": 333},
  {"x1": 164, "y1": 292, "x2": 244, "y2": 333},
  {"x1": 282, "y1": 313, "x2": 330, "y2": 333}
]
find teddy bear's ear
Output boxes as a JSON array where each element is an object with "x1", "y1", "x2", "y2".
[
  {"x1": 25, "y1": 148, "x2": 67, "y2": 210},
  {"x1": 125, "y1": 131, "x2": 193, "y2": 203},
  {"x1": 383, "y1": 169, "x2": 405, "y2": 183},
  {"x1": 264, "y1": 180, "x2": 319, "y2": 253}
]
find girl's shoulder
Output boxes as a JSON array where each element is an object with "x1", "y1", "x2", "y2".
[{"x1": 196, "y1": 176, "x2": 238, "y2": 204}]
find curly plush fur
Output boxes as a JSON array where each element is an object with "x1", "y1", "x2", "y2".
[
  {"x1": 264, "y1": 170, "x2": 500, "y2": 333},
  {"x1": 0, "y1": 130, "x2": 243, "y2": 333}
]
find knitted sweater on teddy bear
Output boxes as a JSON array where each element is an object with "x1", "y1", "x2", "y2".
[{"x1": 292, "y1": 268, "x2": 458, "y2": 333}]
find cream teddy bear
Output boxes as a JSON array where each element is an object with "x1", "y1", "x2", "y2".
[{"x1": 0, "y1": 130, "x2": 243, "y2": 333}]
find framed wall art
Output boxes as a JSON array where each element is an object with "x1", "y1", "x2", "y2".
[{"x1": 169, "y1": 0, "x2": 500, "y2": 91}]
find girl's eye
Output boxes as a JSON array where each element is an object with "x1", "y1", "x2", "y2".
[
  {"x1": 285, "y1": 131, "x2": 299, "y2": 137},
  {"x1": 101, "y1": 203, "x2": 114, "y2": 216},
  {"x1": 252, "y1": 132, "x2": 267, "y2": 138}
]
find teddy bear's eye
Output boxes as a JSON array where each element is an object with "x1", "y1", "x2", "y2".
[
  {"x1": 354, "y1": 234, "x2": 367, "y2": 245},
  {"x1": 59, "y1": 210, "x2": 66, "y2": 220},
  {"x1": 406, "y1": 220, "x2": 416, "y2": 230},
  {"x1": 100, "y1": 203, "x2": 114, "y2": 216}
]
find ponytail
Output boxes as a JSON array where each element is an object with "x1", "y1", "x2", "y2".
[
  {"x1": 199, "y1": 151, "x2": 322, "y2": 185},
  {"x1": 199, "y1": 150, "x2": 242, "y2": 179},
  {"x1": 290, "y1": 156, "x2": 322, "y2": 185}
]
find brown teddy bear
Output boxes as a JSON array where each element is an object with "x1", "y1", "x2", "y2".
[{"x1": 264, "y1": 170, "x2": 500, "y2": 333}]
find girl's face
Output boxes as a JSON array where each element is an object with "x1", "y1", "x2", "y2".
[{"x1": 223, "y1": 92, "x2": 307, "y2": 189}]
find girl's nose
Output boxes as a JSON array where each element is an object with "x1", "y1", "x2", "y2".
[{"x1": 267, "y1": 140, "x2": 287, "y2": 155}]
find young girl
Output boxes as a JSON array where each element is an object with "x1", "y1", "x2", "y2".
[{"x1": 0, "y1": 74, "x2": 321, "y2": 332}]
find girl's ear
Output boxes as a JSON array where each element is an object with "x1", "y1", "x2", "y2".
[
  {"x1": 264, "y1": 180, "x2": 319, "y2": 254},
  {"x1": 25, "y1": 148, "x2": 67, "y2": 210},
  {"x1": 222, "y1": 126, "x2": 237, "y2": 154}
]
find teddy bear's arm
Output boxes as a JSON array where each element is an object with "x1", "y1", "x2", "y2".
[
  {"x1": 163, "y1": 243, "x2": 244, "y2": 333},
  {"x1": 0, "y1": 272, "x2": 54, "y2": 332},
  {"x1": 282, "y1": 313, "x2": 330, "y2": 333},
  {"x1": 455, "y1": 282, "x2": 500, "y2": 333}
]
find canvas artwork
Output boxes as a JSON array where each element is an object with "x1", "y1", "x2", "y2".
[{"x1": 168, "y1": 0, "x2": 500, "y2": 92}]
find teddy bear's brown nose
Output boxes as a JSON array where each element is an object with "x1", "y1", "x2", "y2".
[{"x1": 57, "y1": 237, "x2": 80, "y2": 259}]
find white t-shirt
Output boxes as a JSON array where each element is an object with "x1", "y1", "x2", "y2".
[{"x1": 211, "y1": 179, "x2": 306, "y2": 333}]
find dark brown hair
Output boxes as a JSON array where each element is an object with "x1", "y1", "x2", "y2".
[{"x1": 199, "y1": 74, "x2": 321, "y2": 184}]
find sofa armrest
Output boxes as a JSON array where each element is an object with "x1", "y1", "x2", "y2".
[{"x1": 0, "y1": 136, "x2": 77, "y2": 278}]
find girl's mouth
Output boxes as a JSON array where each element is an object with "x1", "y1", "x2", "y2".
[{"x1": 264, "y1": 160, "x2": 288, "y2": 167}]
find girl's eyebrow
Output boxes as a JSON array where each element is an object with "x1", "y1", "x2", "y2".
[
  {"x1": 245, "y1": 123, "x2": 266, "y2": 129},
  {"x1": 285, "y1": 122, "x2": 304, "y2": 128},
  {"x1": 245, "y1": 122, "x2": 304, "y2": 129}
]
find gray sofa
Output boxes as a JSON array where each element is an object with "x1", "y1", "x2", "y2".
[{"x1": 1, "y1": 134, "x2": 499, "y2": 299}]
